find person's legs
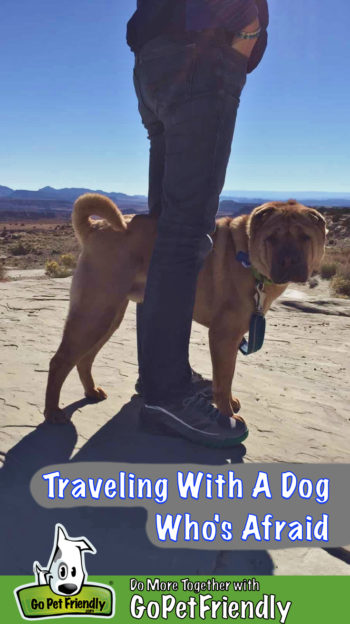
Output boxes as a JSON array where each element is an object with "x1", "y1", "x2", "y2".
[
  {"x1": 134, "y1": 38, "x2": 248, "y2": 404},
  {"x1": 136, "y1": 118, "x2": 165, "y2": 378}
]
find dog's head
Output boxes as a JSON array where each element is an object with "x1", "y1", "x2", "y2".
[
  {"x1": 247, "y1": 200, "x2": 327, "y2": 284},
  {"x1": 40, "y1": 524, "x2": 96, "y2": 596}
]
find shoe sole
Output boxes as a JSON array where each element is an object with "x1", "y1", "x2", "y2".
[{"x1": 140, "y1": 406, "x2": 248, "y2": 448}]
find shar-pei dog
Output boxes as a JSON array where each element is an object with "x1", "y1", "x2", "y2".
[{"x1": 44, "y1": 195, "x2": 327, "y2": 423}]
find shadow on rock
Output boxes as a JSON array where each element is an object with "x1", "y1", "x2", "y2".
[
  {"x1": 0, "y1": 421, "x2": 77, "y2": 574},
  {"x1": 0, "y1": 397, "x2": 273, "y2": 576},
  {"x1": 73, "y1": 396, "x2": 247, "y2": 465}
]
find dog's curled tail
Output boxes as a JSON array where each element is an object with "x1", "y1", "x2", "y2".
[{"x1": 72, "y1": 193, "x2": 127, "y2": 243}]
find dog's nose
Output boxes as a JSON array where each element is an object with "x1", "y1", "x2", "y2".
[
  {"x1": 58, "y1": 583, "x2": 78, "y2": 595},
  {"x1": 279, "y1": 254, "x2": 299, "y2": 269}
]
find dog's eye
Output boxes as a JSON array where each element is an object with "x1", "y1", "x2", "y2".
[
  {"x1": 58, "y1": 563, "x2": 68, "y2": 580},
  {"x1": 300, "y1": 233, "x2": 311, "y2": 242},
  {"x1": 71, "y1": 567, "x2": 76, "y2": 577}
]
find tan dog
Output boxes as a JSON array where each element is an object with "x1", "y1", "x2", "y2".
[{"x1": 44, "y1": 195, "x2": 327, "y2": 423}]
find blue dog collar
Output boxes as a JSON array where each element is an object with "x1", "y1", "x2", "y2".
[{"x1": 236, "y1": 251, "x2": 251, "y2": 269}]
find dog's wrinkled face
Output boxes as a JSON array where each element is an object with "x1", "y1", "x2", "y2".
[{"x1": 248, "y1": 200, "x2": 327, "y2": 284}]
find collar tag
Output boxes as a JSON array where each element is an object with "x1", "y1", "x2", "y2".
[
  {"x1": 254, "y1": 281, "x2": 266, "y2": 312},
  {"x1": 236, "y1": 251, "x2": 269, "y2": 355}
]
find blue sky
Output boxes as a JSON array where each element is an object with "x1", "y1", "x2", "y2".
[{"x1": 1, "y1": 0, "x2": 349, "y2": 194}]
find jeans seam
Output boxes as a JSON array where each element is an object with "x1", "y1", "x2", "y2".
[{"x1": 208, "y1": 95, "x2": 227, "y2": 225}]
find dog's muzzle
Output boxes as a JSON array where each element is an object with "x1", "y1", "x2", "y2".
[{"x1": 271, "y1": 248, "x2": 308, "y2": 284}]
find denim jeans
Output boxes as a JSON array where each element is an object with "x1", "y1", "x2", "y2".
[{"x1": 133, "y1": 33, "x2": 248, "y2": 403}]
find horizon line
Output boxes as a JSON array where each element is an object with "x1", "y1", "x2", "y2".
[{"x1": 1, "y1": 184, "x2": 350, "y2": 197}]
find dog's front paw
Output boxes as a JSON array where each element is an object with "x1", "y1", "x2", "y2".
[
  {"x1": 231, "y1": 395, "x2": 241, "y2": 413},
  {"x1": 85, "y1": 386, "x2": 108, "y2": 402},
  {"x1": 214, "y1": 392, "x2": 241, "y2": 417},
  {"x1": 232, "y1": 413, "x2": 245, "y2": 424},
  {"x1": 44, "y1": 408, "x2": 70, "y2": 424}
]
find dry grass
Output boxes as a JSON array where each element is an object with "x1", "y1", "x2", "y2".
[
  {"x1": 320, "y1": 262, "x2": 337, "y2": 279},
  {"x1": 0, "y1": 220, "x2": 78, "y2": 270},
  {"x1": 10, "y1": 241, "x2": 32, "y2": 256},
  {"x1": 331, "y1": 267, "x2": 350, "y2": 298},
  {"x1": 321, "y1": 247, "x2": 350, "y2": 298}
]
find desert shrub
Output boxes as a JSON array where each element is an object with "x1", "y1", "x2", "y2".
[
  {"x1": 331, "y1": 266, "x2": 350, "y2": 298},
  {"x1": 331, "y1": 275, "x2": 350, "y2": 298},
  {"x1": 45, "y1": 253, "x2": 77, "y2": 278},
  {"x1": 45, "y1": 260, "x2": 72, "y2": 278},
  {"x1": 60, "y1": 253, "x2": 77, "y2": 269},
  {"x1": 11, "y1": 241, "x2": 31, "y2": 256},
  {"x1": 319, "y1": 247, "x2": 350, "y2": 298},
  {"x1": 320, "y1": 262, "x2": 337, "y2": 279}
]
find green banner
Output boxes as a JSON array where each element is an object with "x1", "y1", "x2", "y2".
[
  {"x1": 15, "y1": 583, "x2": 114, "y2": 619},
  {"x1": 4, "y1": 575, "x2": 350, "y2": 623}
]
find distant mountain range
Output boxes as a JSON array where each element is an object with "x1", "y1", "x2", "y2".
[
  {"x1": 0, "y1": 185, "x2": 149, "y2": 220},
  {"x1": 221, "y1": 190, "x2": 350, "y2": 208},
  {"x1": 0, "y1": 185, "x2": 349, "y2": 221},
  {"x1": 0, "y1": 185, "x2": 146, "y2": 204}
]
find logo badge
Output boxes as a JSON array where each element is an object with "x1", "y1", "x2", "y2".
[{"x1": 14, "y1": 524, "x2": 115, "y2": 619}]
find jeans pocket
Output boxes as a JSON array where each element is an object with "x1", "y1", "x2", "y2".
[
  {"x1": 190, "y1": 45, "x2": 248, "y2": 100},
  {"x1": 225, "y1": 45, "x2": 249, "y2": 71},
  {"x1": 190, "y1": 46, "x2": 223, "y2": 97},
  {"x1": 137, "y1": 45, "x2": 196, "y2": 113},
  {"x1": 221, "y1": 45, "x2": 248, "y2": 100}
]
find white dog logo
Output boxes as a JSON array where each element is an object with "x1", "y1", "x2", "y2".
[{"x1": 33, "y1": 524, "x2": 96, "y2": 596}]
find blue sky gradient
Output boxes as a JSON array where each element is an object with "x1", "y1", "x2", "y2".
[{"x1": 1, "y1": 0, "x2": 349, "y2": 194}]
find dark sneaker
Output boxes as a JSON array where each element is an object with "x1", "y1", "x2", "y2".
[
  {"x1": 135, "y1": 369, "x2": 212, "y2": 398},
  {"x1": 139, "y1": 392, "x2": 248, "y2": 448}
]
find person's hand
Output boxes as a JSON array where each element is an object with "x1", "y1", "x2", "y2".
[{"x1": 231, "y1": 17, "x2": 260, "y2": 58}]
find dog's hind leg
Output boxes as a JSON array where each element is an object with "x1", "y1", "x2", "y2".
[
  {"x1": 44, "y1": 298, "x2": 127, "y2": 424},
  {"x1": 77, "y1": 299, "x2": 129, "y2": 401}
]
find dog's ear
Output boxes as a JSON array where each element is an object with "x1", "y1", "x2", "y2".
[
  {"x1": 252, "y1": 204, "x2": 278, "y2": 222},
  {"x1": 249, "y1": 204, "x2": 278, "y2": 236},
  {"x1": 56, "y1": 523, "x2": 96, "y2": 554},
  {"x1": 306, "y1": 209, "x2": 328, "y2": 233},
  {"x1": 75, "y1": 538, "x2": 96, "y2": 554},
  {"x1": 34, "y1": 561, "x2": 50, "y2": 585},
  {"x1": 56, "y1": 524, "x2": 69, "y2": 549}
]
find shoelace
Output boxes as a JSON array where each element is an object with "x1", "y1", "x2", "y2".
[{"x1": 182, "y1": 392, "x2": 221, "y2": 421}]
